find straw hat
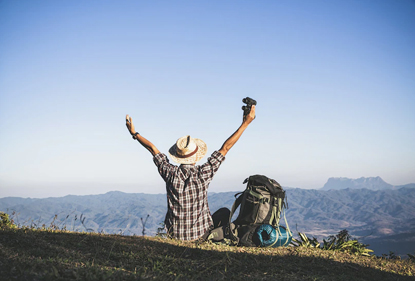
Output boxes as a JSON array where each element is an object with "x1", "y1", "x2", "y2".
[{"x1": 168, "y1": 135, "x2": 207, "y2": 164}]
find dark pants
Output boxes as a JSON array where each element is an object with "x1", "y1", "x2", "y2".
[{"x1": 199, "y1": 207, "x2": 231, "y2": 242}]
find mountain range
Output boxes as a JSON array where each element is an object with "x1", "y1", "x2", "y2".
[
  {"x1": 1, "y1": 177, "x2": 414, "y2": 257},
  {"x1": 321, "y1": 176, "x2": 415, "y2": 190}
]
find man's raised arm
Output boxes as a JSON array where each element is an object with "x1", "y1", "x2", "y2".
[
  {"x1": 219, "y1": 105, "x2": 256, "y2": 157},
  {"x1": 126, "y1": 115, "x2": 160, "y2": 156}
]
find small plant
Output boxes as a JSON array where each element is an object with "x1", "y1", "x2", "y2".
[
  {"x1": 408, "y1": 252, "x2": 415, "y2": 262},
  {"x1": 49, "y1": 214, "x2": 60, "y2": 230},
  {"x1": 381, "y1": 251, "x2": 401, "y2": 260},
  {"x1": 328, "y1": 229, "x2": 373, "y2": 256},
  {"x1": 330, "y1": 229, "x2": 352, "y2": 244},
  {"x1": 156, "y1": 222, "x2": 167, "y2": 238},
  {"x1": 141, "y1": 214, "x2": 150, "y2": 236},
  {"x1": 291, "y1": 232, "x2": 320, "y2": 248},
  {"x1": 0, "y1": 212, "x2": 17, "y2": 229},
  {"x1": 291, "y1": 229, "x2": 373, "y2": 257}
]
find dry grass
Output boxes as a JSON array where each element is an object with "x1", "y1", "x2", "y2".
[{"x1": 1, "y1": 227, "x2": 414, "y2": 280}]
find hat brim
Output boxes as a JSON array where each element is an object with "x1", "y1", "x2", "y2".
[{"x1": 168, "y1": 138, "x2": 207, "y2": 164}]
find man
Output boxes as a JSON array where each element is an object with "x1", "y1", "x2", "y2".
[{"x1": 125, "y1": 105, "x2": 255, "y2": 240}]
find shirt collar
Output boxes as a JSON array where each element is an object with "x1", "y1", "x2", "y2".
[{"x1": 180, "y1": 164, "x2": 196, "y2": 170}]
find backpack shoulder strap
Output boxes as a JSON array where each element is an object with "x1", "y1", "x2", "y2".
[
  {"x1": 229, "y1": 192, "x2": 243, "y2": 222},
  {"x1": 227, "y1": 192, "x2": 244, "y2": 243}
]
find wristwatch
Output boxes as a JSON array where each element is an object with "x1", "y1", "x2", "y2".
[{"x1": 132, "y1": 132, "x2": 140, "y2": 139}]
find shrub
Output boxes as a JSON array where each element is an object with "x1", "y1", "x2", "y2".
[
  {"x1": 291, "y1": 229, "x2": 373, "y2": 256},
  {"x1": 0, "y1": 212, "x2": 17, "y2": 229}
]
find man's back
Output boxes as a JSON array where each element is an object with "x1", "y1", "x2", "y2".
[{"x1": 153, "y1": 151, "x2": 225, "y2": 240}]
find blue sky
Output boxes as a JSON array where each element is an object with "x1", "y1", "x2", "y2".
[{"x1": 1, "y1": 0, "x2": 414, "y2": 198}]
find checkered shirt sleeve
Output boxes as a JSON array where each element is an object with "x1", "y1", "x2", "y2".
[{"x1": 153, "y1": 151, "x2": 225, "y2": 240}]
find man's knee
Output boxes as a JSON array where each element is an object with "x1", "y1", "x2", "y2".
[{"x1": 212, "y1": 207, "x2": 231, "y2": 228}]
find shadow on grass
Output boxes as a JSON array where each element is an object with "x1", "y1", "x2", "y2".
[{"x1": 1, "y1": 228, "x2": 414, "y2": 281}]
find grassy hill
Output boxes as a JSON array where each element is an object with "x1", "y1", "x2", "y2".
[{"x1": 1, "y1": 227, "x2": 414, "y2": 281}]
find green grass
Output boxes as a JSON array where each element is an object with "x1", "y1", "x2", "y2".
[{"x1": 1, "y1": 228, "x2": 414, "y2": 280}]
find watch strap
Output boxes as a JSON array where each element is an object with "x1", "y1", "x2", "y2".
[{"x1": 132, "y1": 132, "x2": 140, "y2": 139}]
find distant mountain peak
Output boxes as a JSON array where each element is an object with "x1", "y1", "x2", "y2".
[{"x1": 321, "y1": 177, "x2": 393, "y2": 191}]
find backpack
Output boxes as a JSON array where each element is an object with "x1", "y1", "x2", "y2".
[{"x1": 205, "y1": 175, "x2": 292, "y2": 247}]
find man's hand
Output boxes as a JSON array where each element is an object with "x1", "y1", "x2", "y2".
[
  {"x1": 125, "y1": 114, "x2": 160, "y2": 155},
  {"x1": 243, "y1": 105, "x2": 256, "y2": 125},
  {"x1": 126, "y1": 114, "x2": 136, "y2": 135}
]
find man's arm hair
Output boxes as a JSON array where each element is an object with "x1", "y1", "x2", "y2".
[{"x1": 219, "y1": 105, "x2": 255, "y2": 156}]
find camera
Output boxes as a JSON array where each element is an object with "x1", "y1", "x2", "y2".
[{"x1": 242, "y1": 97, "x2": 257, "y2": 117}]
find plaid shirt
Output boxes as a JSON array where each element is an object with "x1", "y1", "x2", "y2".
[{"x1": 153, "y1": 151, "x2": 225, "y2": 240}]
